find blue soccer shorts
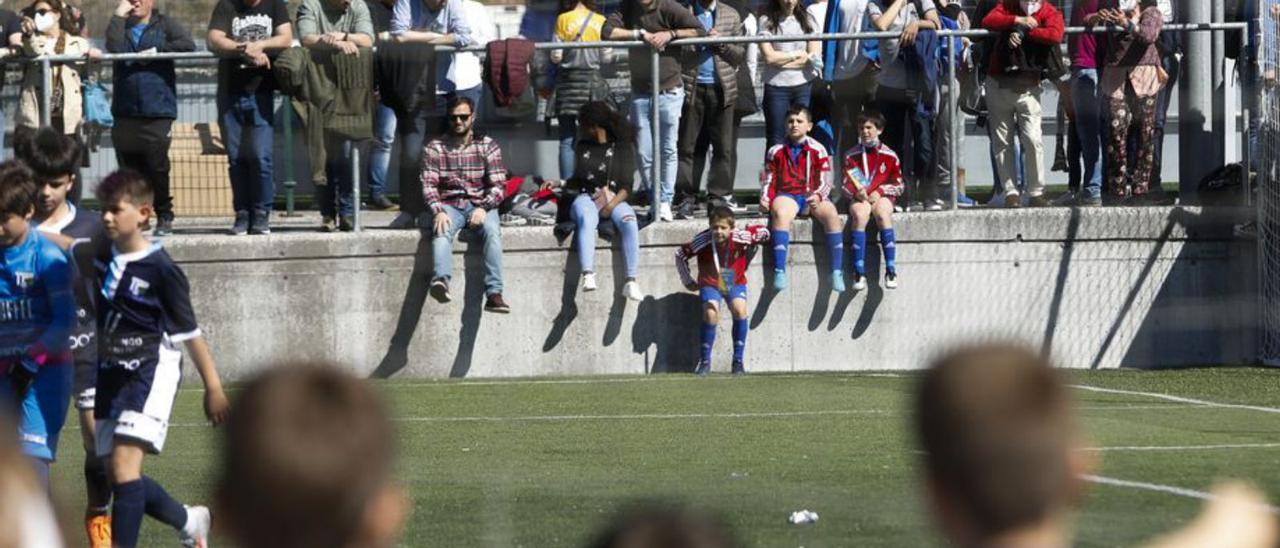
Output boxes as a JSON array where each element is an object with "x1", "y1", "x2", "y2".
[
  {"x1": 775, "y1": 193, "x2": 810, "y2": 215},
  {"x1": 700, "y1": 284, "x2": 749, "y2": 306}
]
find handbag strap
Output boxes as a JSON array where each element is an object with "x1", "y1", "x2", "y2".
[{"x1": 570, "y1": 12, "x2": 594, "y2": 43}]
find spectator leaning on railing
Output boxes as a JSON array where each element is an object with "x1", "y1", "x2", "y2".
[
  {"x1": 105, "y1": 0, "x2": 195, "y2": 237},
  {"x1": 821, "y1": 0, "x2": 878, "y2": 161},
  {"x1": 603, "y1": 0, "x2": 707, "y2": 223},
  {"x1": 551, "y1": 0, "x2": 613, "y2": 181},
  {"x1": 981, "y1": 0, "x2": 1064, "y2": 209},
  {"x1": 295, "y1": 0, "x2": 375, "y2": 233},
  {"x1": 1066, "y1": 0, "x2": 1106, "y2": 207},
  {"x1": 207, "y1": 0, "x2": 294, "y2": 235},
  {"x1": 364, "y1": 0, "x2": 399, "y2": 212},
  {"x1": 1098, "y1": 0, "x2": 1164, "y2": 204},
  {"x1": 14, "y1": 0, "x2": 100, "y2": 139}
]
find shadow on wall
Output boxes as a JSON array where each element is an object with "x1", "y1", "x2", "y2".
[{"x1": 632, "y1": 293, "x2": 702, "y2": 374}]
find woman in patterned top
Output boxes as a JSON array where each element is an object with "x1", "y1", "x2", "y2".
[{"x1": 543, "y1": 101, "x2": 644, "y2": 301}]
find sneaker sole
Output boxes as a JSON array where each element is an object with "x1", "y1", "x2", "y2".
[
  {"x1": 429, "y1": 284, "x2": 451, "y2": 303},
  {"x1": 485, "y1": 306, "x2": 510, "y2": 314}
]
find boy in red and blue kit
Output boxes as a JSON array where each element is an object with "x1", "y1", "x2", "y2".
[
  {"x1": 675, "y1": 206, "x2": 770, "y2": 376},
  {"x1": 843, "y1": 112, "x2": 904, "y2": 290}
]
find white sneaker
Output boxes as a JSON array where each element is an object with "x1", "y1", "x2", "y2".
[
  {"x1": 623, "y1": 280, "x2": 644, "y2": 301},
  {"x1": 582, "y1": 272, "x2": 598, "y2": 292},
  {"x1": 852, "y1": 273, "x2": 868, "y2": 291},
  {"x1": 885, "y1": 272, "x2": 899, "y2": 289},
  {"x1": 658, "y1": 202, "x2": 674, "y2": 222},
  {"x1": 179, "y1": 505, "x2": 211, "y2": 548}
]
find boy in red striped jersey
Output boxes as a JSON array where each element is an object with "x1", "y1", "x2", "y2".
[
  {"x1": 675, "y1": 206, "x2": 770, "y2": 376},
  {"x1": 843, "y1": 111, "x2": 904, "y2": 290}
]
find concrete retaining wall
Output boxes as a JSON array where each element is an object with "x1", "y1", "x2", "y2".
[{"x1": 170, "y1": 207, "x2": 1259, "y2": 381}]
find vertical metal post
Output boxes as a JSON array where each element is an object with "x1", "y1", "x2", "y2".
[
  {"x1": 1179, "y1": 0, "x2": 1214, "y2": 202},
  {"x1": 1241, "y1": 22, "x2": 1253, "y2": 206},
  {"x1": 282, "y1": 101, "x2": 297, "y2": 216},
  {"x1": 650, "y1": 46, "x2": 661, "y2": 221},
  {"x1": 352, "y1": 141, "x2": 362, "y2": 232},
  {"x1": 946, "y1": 30, "x2": 958, "y2": 210},
  {"x1": 39, "y1": 58, "x2": 51, "y2": 127}
]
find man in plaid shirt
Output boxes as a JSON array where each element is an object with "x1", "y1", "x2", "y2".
[{"x1": 422, "y1": 96, "x2": 510, "y2": 313}]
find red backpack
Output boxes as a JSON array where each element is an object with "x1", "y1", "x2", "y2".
[{"x1": 484, "y1": 38, "x2": 536, "y2": 108}]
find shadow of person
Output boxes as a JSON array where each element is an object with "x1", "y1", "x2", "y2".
[
  {"x1": 543, "y1": 245, "x2": 583, "y2": 352},
  {"x1": 850, "y1": 231, "x2": 885, "y2": 340},
  {"x1": 603, "y1": 229, "x2": 631, "y2": 346},
  {"x1": 448, "y1": 232, "x2": 491, "y2": 378},
  {"x1": 370, "y1": 229, "x2": 434, "y2": 379},
  {"x1": 806, "y1": 229, "x2": 836, "y2": 331},
  {"x1": 632, "y1": 293, "x2": 702, "y2": 374}
]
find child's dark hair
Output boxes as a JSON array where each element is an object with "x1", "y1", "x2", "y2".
[
  {"x1": 708, "y1": 205, "x2": 735, "y2": 226},
  {"x1": 786, "y1": 104, "x2": 812, "y2": 121},
  {"x1": 857, "y1": 111, "x2": 887, "y2": 130},
  {"x1": 588, "y1": 503, "x2": 738, "y2": 548},
  {"x1": 95, "y1": 169, "x2": 154, "y2": 207},
  {"x1": 14, "y1": 127, "x2": 80, "y2": 181},
  {"x1": 0, "y1": 161, "x2": 37, "y2": 219},
  {"x1": 218, "y1": 363, "x2": 396, "y2": 548}
]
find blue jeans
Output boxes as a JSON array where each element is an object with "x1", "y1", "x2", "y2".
[
  {"x1": 432, "y1": 203, "x2": 504, "y2": 295},
  {"x1": 763, "y1": 82, "x2": 812, "y2": 149},
  {"x1": 558, "y1": 115, "x2": 577, "y2": 180},
  {"x1": 368, "y1": 100, "x2": 397, "y2": 198},
  {"x1": 219, "y1": 89, "x2": 275, "y2": 213},
  {"x1": 317, "y1": 137, "x2": 354, "y2": 218},
  {"x1": 1072, "y1": 69, "x2": 1104, "y2": 199},
  {"x1": 631, "y1": 88, "x2": 685, "y2": 204},
  {"x1": 569, "y1": 194, "x2": 639, "y2": 278}
]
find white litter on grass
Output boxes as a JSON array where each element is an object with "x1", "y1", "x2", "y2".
[{"x1": 788, "y1": 510, "x2": 819, "y2": 524}]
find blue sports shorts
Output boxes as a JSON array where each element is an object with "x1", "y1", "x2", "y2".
[{"x1": 700, "y1": 284, "x2": 749, "y2": 304}]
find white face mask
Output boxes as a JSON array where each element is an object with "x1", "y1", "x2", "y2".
[
  {"x1": 1020, "y1": 0, "x2": 1041, "y2": 15},
  {"x1": 862, "y1": 137, "x2": 880, "y2": 148},
  {"x1": 34, "y1": 12, "x2": 55, "y2": 33},
  {"x1": 1118, "y1": 0, "x2": 1139, "y2": 10}
]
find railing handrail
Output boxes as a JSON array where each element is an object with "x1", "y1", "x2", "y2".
[{"x1": 13, "y1": 21, "x2": 1249, "y2": 63}]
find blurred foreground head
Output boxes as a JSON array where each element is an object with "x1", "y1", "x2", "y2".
[
  {"x1": 915, "y1": 344, "x2": 1088, "y2": 547},
  {"x1": 217, "y1": 363, "x2": 406, "y2": 548},
  {"x1": 587, "y1": 504, "x2": 738, "y2": 548}
]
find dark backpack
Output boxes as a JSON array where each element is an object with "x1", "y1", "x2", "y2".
[
  {"x1": 485, "y1": 38, "x2": 536, "y2": 108},
  {"x1": 1197, "y1": 163, "x2": 1249, "y2": 206}
]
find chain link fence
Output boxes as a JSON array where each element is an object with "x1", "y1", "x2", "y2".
[{"x1": 1259, "y1": 1, "x2": 1280, "y2": 366}]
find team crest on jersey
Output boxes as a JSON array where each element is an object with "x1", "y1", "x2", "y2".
[
  {"x1": 13, "y1": 271, "x2": 34, "y2": 289},
  {"x1": 880, "y1": 164, "x2": 886, "y2": 174},
  {"x1": 129, "y1": 277, "x2": 151, "y2": 297}
]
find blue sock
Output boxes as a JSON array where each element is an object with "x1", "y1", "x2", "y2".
[
  {"x1": 732, "y1": 318, "x2": 748, "y2": 363},
  {"x1": 142, "y1": 475, "x2": 189, "y2": 530},
  {"x1": 852, "y1": 230, "x2": 867, "y2": 275},
  {"x1": 112, "y1": 479, "x2": 146, "y2": 548},
  {"x1": 881, "y1": 228, "x2": 897, "y2": 273},
  {"x1": 826, "y1": 232, "x2": 844, "y2": 274},
  {"x1": 701, "y1": 323, "x2": 716, "y2": 364},
  {"x1": 772, "y1": 230, "x2": 790, "y2": 272}
]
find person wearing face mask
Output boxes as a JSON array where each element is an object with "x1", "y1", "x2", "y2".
[
  {"x1": 981, "y1": 0, "x2": 1064, "y2": 208},
  {"x1": 1096, "y1": 0, "x2": 1164, "y2": 204},
  {"x1": 14, "y1": 0, "x2": 100, "y2": 140}
]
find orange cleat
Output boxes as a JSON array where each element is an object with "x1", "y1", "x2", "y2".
[{"x1": 87, "y1": 514, "x2": 112, "y2": 548}]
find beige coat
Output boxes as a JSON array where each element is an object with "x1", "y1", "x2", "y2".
[{"x1": 18, "y1": 33, "x2": 90, "y2": 134}]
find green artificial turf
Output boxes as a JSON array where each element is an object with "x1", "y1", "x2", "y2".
[{"x1": 50, "y1": 368, "x2": 1280, "y2": 547}]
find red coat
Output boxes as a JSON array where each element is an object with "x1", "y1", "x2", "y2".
[
  {"x1": 841, "y1": 143, "x2": 905, "y2": 202},
  {"x1": 983, "y1": 1, "x2": 1066, "y2": 76},
  {"x1": 760, "y1": 136, "x2": 833, "y2": 209},
  {"x1": 675, "y1": 225, "x2": 771, "y2": 289}
]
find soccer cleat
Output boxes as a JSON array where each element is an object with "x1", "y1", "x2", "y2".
[
  {"x1": 885, "y1": 271, "x2": 899, "y2": 289},
  {"x1": 831, "y1": 270, "x2": 846, "y2": 293},
  {"x1": 582, "y1": 272, "x2": 598, "y2": 292},
  {"x1": 731, "y1": 361, "x2": 746, "y2": 376},
  {"x1": 623, "y1": 280, "x2": 644, "y2": 302},
  {"x1": 429, "y1": 278, "x2": 452, "y2": 303},
  {"x1": 694, "y1": 360, "x2": 711, "y2": 376},
  {"x1": 87, "y1": 514, "x2": 111, "y2": 548},
  {"x1": 852, "y1": 273, "x2": 867, "y2": 291},
  {"x1": 230, "y1": 211, "x2": 249, "y2": 235},
  {"x1": 658, "y1": 202, "x2": 674, "y2": 222},
  {"x1": 178, "y1": 505, "x2": 210, "y2": 548},
  {"x1": 773, "y1": 269, "x2": 788, "y2": 290}
]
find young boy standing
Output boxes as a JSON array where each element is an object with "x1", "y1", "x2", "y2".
[
  {"x1": 675, "y1": 206, "x2": 770, "y2": 376},
  {"x1": 77, "y1": 170, "x2": 230, "y2": 548},
  {"x1": 843, "y1": 112, "x2": 903, "y2": 290},
  {"x1": 0, "y1": 160, "x2": 76, "y2": 488},
  {"x1": 21, "y1": 129, "x2": 113, "y2": 546},
  {"x1": 760, "y1": 105, "x2": 846, "y2": 293}
]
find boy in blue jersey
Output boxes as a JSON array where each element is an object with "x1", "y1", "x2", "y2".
[
  {"x1": 0, "y1": 160, "x2": 76, "y2": 488},
  {"x1": 20, "y1": 128, "x2": 114, "y2": 547},
  {"x1": 76, "y1": 170, "x2": 229, "y2": 548}
]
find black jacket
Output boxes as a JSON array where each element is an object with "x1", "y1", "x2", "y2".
[{"x1": 105, "y1": 12, "x2": 195, "y2": 119}]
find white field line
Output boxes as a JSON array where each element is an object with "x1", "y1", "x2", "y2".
[
  {"x1": 86, "y1": 403, "x2": 1203, "y2": 430},
  {"x1": 1081, "y1": 475, "x2": 1280, "y2": 514},
  {"x1": 1071, "y1": 385, "x2": 1280, "y2": 415},
  {"x1": 177, "y1": 373, "x2": 908, "y2": 393},
  {"x1": 1081, "y1": 442, "x2": 1280, "y2": 452}
]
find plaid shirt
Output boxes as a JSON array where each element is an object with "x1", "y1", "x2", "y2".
[{"x1": 420, "y1": 135, "x2": 507, "y2": 214}]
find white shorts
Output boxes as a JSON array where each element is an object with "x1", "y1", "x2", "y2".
[{"x1": 95, "y1": 411, "x2": 171, "y2": 457}]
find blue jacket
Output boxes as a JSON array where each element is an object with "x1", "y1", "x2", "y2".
[
  {"x1": 902, "y1": 29, "x2": 939, "y2": 116},
  {"x1": 105, "y1": 12, "x2": 195, "y2": 119}
]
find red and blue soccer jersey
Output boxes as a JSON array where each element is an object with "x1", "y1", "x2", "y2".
[
  {"x1": 842, "y1": 142, "x2": 905, "y2": 203},
  {"x1": 760, "y1": 136, "x2": 833, "y2": 209},
  {"x1": 675, "y1": 225, "x2": 771, "y2": 289}
]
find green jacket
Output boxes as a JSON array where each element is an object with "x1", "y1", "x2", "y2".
[{"x1": 275, "y1": 46, "x2": 375, "y2": 184}]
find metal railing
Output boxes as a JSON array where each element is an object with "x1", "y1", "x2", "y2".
[{"x1": 11, "y1": 20, "x2": 1256, "y2": 230}]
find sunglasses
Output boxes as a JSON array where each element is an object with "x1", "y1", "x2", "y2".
[{"x1": 448, "y1": 113, "x2": 472, "y2": 121}]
